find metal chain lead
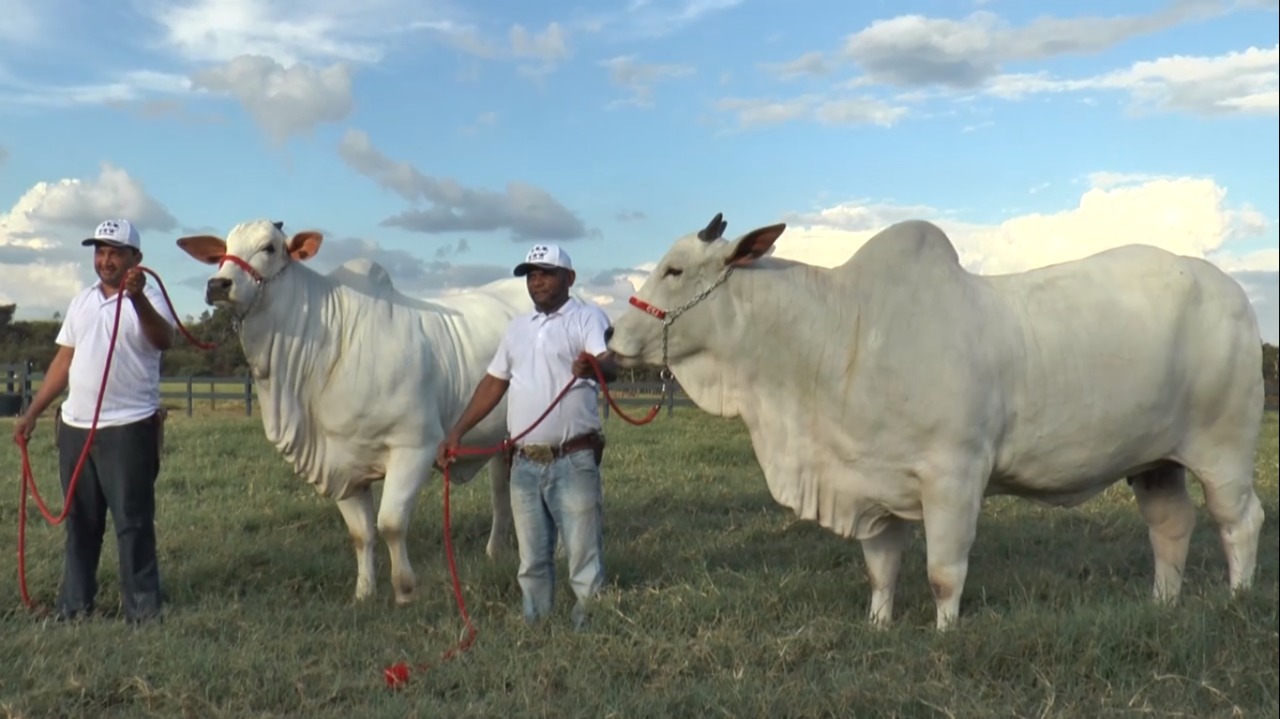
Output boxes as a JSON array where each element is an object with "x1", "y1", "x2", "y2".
[{"x1": 656, "y1": 265, "x2": 736, "y2": 383}]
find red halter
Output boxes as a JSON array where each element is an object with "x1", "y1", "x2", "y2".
[
  {"x1": 627, "y1": 296, "x2": 668, "y2": 320},
  {"x1": 218, "y1": 253, "x2": 265, "y2": 283}
]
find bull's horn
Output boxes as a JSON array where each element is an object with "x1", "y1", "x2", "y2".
[{"x1": 697, "y1": 212, "x2": 727, "y2": 241}]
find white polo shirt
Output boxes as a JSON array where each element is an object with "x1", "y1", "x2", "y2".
[
  {"x1": 486, "y1": 296, "x2": 611, "y2": 446},
  {"x1": 55, "y1": 281, "x2": 178, "y2": 429}
]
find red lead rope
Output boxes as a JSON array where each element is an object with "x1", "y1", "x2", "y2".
[
  {"x1": 10, "y1": 272, "x2": 667, "y2": 685},
  {"x1": 14, "y1": 268, "x2": 214, "y2": 611},
  {"x1": 383, "y1": 354, "x2": 664, "y2": 689}
]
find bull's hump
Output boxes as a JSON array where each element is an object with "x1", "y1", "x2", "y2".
[
  {"x1": 845, "y1": 219, "x2": 961, "y2": 271},
  {"x1": 327, "y1": 258, "x2": 395, "y2": 298}
]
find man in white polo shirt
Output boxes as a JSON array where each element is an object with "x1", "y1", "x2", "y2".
[
  {"x1": 437, "y1": 243, "x2": 618, "y2": 630},
  {"x1": 12, "y1": 218, "x2": 177, "y2": 625}
]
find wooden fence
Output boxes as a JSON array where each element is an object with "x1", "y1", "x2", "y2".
[
  {"x1": 0, "y1": 361, "x2": 693, "y2": 419},
  {"x1": 5, "y1": 361, "x2": 1277, "y2": 420}
]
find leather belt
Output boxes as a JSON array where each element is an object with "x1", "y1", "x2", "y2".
[{"x1": 516, "y1": 432, "x2": 600, "y2": 464}]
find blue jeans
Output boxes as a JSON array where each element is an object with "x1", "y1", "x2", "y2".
[{"x1": 510, "y1": 447, "x2": 605, "y2": 628}]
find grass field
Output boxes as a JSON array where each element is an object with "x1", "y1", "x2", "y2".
[{"x1": 1, "y1": 408, "x2": 1276, "y2": 718}]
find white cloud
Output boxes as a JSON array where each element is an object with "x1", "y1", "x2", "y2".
[
  {"x1": 150, "y1": 0, "x2": 454, "y2": 66},
  {"x1": 0, "y1": 0, "x2": 41, "y2": 45},
  {"x1": 191, "y1": 56, "x2": 355, "y2": 142},
  {"x1": 601, "y1": 55, "x2": 695, "y2": 108},
  {"x1": 579, "y1": 0, "x2": 744, "y2": 39},
  {"x1": 0, "y1": 164, "x2": 179, "y2": 319},
  {"x1": 509, "y1": 22, "x2": 572, "y2": 77},
  {"x1": 767, "y1": 174, "x2": 1277, "y2": 342},
  {"x1": 0, "y1": 70, "x2": 193, "y2": 108},
  {"x1": 337, "y1": 128, "x2": 589, "y2": 241},
  {"x1": 714, "y1": 94, "x2": 908, "y2": 129},
  {"x1": 987, "y1": 45, "x2": 1279, "y2": 116},
  {"x1": 841, "y1": 3, "x2": 1225, "y2": 89},
  {"x1": 759, "y1": 51, "x2": 833, "y2": 80}
]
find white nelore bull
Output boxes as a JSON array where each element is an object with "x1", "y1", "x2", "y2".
[
  {"x1": 607, "y1": 213, "x2": 1266, "y2": 630},
  {"x1": 177, "y1": 219, "x2": 530, "y2": 605}
]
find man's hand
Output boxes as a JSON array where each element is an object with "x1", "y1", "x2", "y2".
[
  {"x1": 124, "y1": 267, "x2": 147, "y2": 299},
  {"x1": 435, "y1": 432, "x2": 462, "y2": 468},
  {"x1": 12, "y1": 413, "x2": 36, "y2": 446},
  {"x1": 572, "y1": 351, "x2": 598, "y2": 380}
]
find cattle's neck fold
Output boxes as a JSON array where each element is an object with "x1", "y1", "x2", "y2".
[
  {"x1": 236, "y1": 266, "x2": 341, "y2": 491},
  {"x1": 670, "y1": 259, "x2": 846, "y2": 420}
]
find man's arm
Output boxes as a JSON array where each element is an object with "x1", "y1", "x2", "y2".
[
  {"x1": 13, "y1": 346, "x2": 74, "y2": 443},
  {"x1": 26, "y1": 347, "x2": 73, "y2": 419},
  {"x1": 436, "y1": 374, "x2": 510, "y2": 466},
  {"x1": 124, "y1": 270, "x2": 175, "y2": 351},
  {"x1": 575, "y1": 351, "x2": 618, "y2": 383},
  {"x1": 131, "y1": 292, "x2": 175, "y2": 351},
  {"x1": 572, "y1": 309, "x2": 619, "y2": 383}
]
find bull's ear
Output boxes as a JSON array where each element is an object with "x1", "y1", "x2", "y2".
[
  {"x1": 725, "y1": 223, "x2": 785, "y2": 267},
  {"x1": 176, "y1": 235, "x2": 227, "y2": 265},
  {"x1": 287, "y1": 231, "x2": 323, "y2": 261}
]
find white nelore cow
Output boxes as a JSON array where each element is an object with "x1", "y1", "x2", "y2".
[
  {"x1": 607, "y1": 213, "x2": 1266, "y2": 630},
  {"x1": 177, "y1": 219, "x2": 531, "y2": 605}
]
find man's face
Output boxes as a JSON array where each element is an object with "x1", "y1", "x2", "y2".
[
  {"x1": 525, "y1": 266, "x2": 572, "y2": 308},
  {"x1": 93, "y1": 244, "x2": 140, "y2": 287}
]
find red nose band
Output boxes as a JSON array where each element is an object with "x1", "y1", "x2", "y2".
[
  {"x1": 628, "y1": 296, "x2": 667, "y2": 320},
  {"x1": 218, "y1": 254, "x2": 264, "y2": 283}
]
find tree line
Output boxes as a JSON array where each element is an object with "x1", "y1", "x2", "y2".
[{"x1": 3, "y1": 303, "x2": 1278, "y2": 392}]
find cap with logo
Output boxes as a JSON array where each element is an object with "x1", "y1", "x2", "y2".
[
  {"x1": 82, "y1": 219, "x2": 141, "y2": 251},
  {"x1": 513, "y1": 243, "x2": 573, "y2": 277}
]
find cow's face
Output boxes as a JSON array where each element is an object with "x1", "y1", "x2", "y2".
[
  {"x1": 608, "y1": 212, "x2": 786, "y2": 367},
  {"x1": 176, "y1": 220, "x2": 323, "y2": 312}
]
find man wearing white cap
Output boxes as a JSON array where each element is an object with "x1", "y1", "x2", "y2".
[
  {"x1": 437, "y1": 242, "x2": 618, "y2": 630},
  {"x1": 12, "y1": 218, "x2": 177, "y2": 625}
]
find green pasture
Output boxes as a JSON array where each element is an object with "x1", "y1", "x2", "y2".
[{"x1": 1, "y1": 408, "x2": 1276, "y2": 718}]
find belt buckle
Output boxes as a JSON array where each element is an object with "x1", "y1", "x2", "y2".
[{"x1": 523, "y1": 444, "x2": 554, "y2": 464}]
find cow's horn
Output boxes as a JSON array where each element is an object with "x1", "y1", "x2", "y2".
[
  {"x1": 272, "y1": 220, "x2": 284, "y2": 230},
  {"x1": 697, "y1": 212, "x2": 726, "y2": 241}
]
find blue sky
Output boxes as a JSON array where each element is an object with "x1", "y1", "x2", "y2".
[{"x1": 1, "y1": 0, "x2": 1277, "y2": 342}]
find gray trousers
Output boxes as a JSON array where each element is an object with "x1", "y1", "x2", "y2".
[{"x1": 55, "y1": 411, "x2": 164, "y2": 622}]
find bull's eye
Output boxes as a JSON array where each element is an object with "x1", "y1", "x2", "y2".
[
  {"x1": 663, "y1": 266, "x2": 683, "y2": 278},
  {"x1": 264, "y1": 245, "x2": 276, "y2": 254}
]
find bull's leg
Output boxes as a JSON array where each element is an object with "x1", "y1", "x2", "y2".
[
  {"x1": 1183, "y1": 455, "x2": 1265, "y2": 597},
  {"x1": 1130, "y1": 464, "x2": 1196, "y2": 603},
  {"x1": 859, "y1": 518, "x2": 911, "y2": 628},
  {"x1": 921, "y1": 474, "x2": 984, "y2": 631},
  {"x1": 486, "y1": 454, "x2": 513, "y2": 559},
  {"x1": 335, "y1": 488, "x2": 378, "y2": 602},
  {"x1": 377, "y1": 452, "x2": 433, "y2": 606}
]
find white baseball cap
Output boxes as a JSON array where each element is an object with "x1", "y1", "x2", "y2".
[
  {"x1": 82, "y1": 219, "x2": 141, "y2": 250},
  {"x1": 513, "y1": 243, "x2": 573, "y2": 276}
]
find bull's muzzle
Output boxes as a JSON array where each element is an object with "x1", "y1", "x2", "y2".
[{"x1": 205, "y1": 277, "x2": 232, "y2": 304}]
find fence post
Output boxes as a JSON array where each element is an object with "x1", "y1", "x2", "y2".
[
  {"x1": 210, "y1": 380, "x2": 216, "y2": 410},
  {"x1": 666, "y1": 381, "x2": 675, "y2": 418},
  {"x1": 244, "y1": 375, "x2": 253, "y2": 417},
  {"x1": 186, "y1": 375, "x2": 194, "y2": 417},
  {"x1": 601, "y1": 393, "x2": 610, "y2": 421}
]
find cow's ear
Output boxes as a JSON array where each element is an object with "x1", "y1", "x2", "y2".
[
  {"x1": 176, "y1": 235, "x2": 227, "y2": 265},
  {"x1": 725, "y1": 223, "x2": 785, "y2": 267},
  {"x1": 287, "y1": 231, "x2": 323, "y2": 261}
]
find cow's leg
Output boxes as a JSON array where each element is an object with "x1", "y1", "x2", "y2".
[
  {"x1": 859, "y1": 517, "x2": 911, "y2": 628},
  {"x1": 1182, "y1": 453, "x2": 1265, "y2": 597},
  {"x1": 921, "y1": 469, "x2": 984, "y2": 631},
  {"x1": 486, "y1": 454, "x2": 513, "y2": 559},
  {"x1": 1129, "y1": 464, "x2": 1196, "y2": 603},
  {"x1": 336, "y1": 488, "x2": 377, "y2": 602},
  {"x1": 378, "y1": 451, "x2": 432, "y2": 606}
]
